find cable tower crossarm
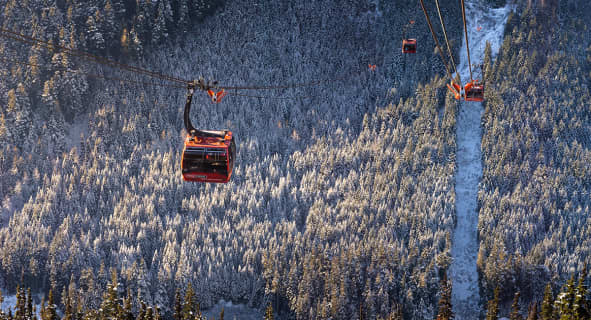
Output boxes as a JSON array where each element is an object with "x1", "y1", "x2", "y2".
[
  {"x1": 0, "y1": 27, "x2": 189, "y2": 85},
  {"x1": 460, "y1": 0, "x2": 473, "y2": 82},
  {"x1": 434, "y1": 0, "x2": 462, "y2": 87},
  {"x1": 418, "y1": 0, "x2": 455, "y2": 83}
]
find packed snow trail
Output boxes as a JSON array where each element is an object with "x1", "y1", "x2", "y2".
[{"x1": 449, "y1": 1, "x2": 512, "y2": 319}]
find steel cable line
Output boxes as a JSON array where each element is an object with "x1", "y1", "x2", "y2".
[
  {"x1": 418, "y1": 0, "x2": 455, "y2": 83},
  {"x1": 0, "y1": 27, "x2": 188, "y2": 84},
  {"x1": 218, "y1": 67, "x2": 369, "y2": 91},
  {"x1": 1, "y1": 54, "x2": 316, "y2": 99},
  {"x1": 0, "y1": 56, "x2": 186, "y2": 89},
  {"x1": 1, "y1": 27, "x2": 376, "y2": 99},
  {"x1": 434, "y1": 0, "x2": 462, "y2": 87},
  {"x1": 0, "y1": 27, "x2": 189, "y2": 85},
  {"x1": 0, "y1": 29, "x2": 179, "y2": 85},
  {"x1": 1, "y1": 28, "x2": 370, "y2": 93},
  {"x1": 226, "y1": 92, "x2": 315, "y2": 100},
  {"x1": 460, "y1": 0, "x2": 473, "y2": 82}
]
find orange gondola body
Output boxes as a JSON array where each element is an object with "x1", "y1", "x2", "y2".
[
  {"x1": 181, "y1": 131, "x2": 236, "y2": 183},
  {"x1": 402, "y1": 39, "x2": 417, "y2": 53},
  {"x1": 464, "y1": 80, "x2": 484, "y2": 102},
  {"x1": 446, "y1": 81, "x2": 462, "y2": 100},
  {"x1": 181, "y1": 80, "x2": 237, "y2": 183}
]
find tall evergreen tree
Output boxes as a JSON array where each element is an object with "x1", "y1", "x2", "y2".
[
  {"x1": 43, "y1": 289, "x2": 59, "y2": 320},
  {"x1": 182, "y1": 284, "x2": 195, "y2": 320},
  {"x1": 145, "y1": 307, "x2": 154, "y2": 320},
  {"x1": 76, "y1": 295, "x2": 85, "y2": 320},
  {"x1": 264, "y1": 303, "x2": 274, "y2": 320},
  {"x1": 100, "y1": 269, "x2": 122, "y2": 319},
  {"x1": 0, "y1": 288, "x2": 4, "y2": 315},
  {"x1": 39, "y1": 297, "x2": 46, "y2": 320},
  {"x1": 388, "y1": 304, "x2": 404, "y2": 320},
  {"x1": 526, "y1": 303, "x2": 539, "y2": 320},
  {"x1": 176, "y1": 0, "x2": 189, "y2": 33},
  {"x1": 573, "y1": 268, "x2": 590, "y2": 320},
  {"x1": 540, "y1": 283, "x2": 554, "y2": 320},
  {"x1": 436, "y1": 273, "x2": 454, "y2": 320},
  {"x1": 102, "y1": 0, "x2": 117, "y2": 45},
  {"x1": 173, "y1": 289, "x2": 182, "y2": 320},
  {"x1": 63, "y1": 293, "x2": 73, "y2": 320},
  {"x1": 121, "y1": 288, "x2": 135, "y2": 320},
  {"x1": 510, "y1": 291, "x2": 523, "y2": 320},
  {"x1": 15, "y1": 285, "x2": 25, "y2": 320},
  {"x1": 137, "y1": 301, "x2": 147, "y2": 320},
  {"x1": 154, "y1": 307, "x2": 162, "y2": 320},
  {"x1": 26, "y1": 287, "x2": 33, "y2": 319},
  {"x1": 486, "y1": 287, "x2": 500, "y2": 320},
  {"x1": 555, "y1": 276, "x2": 576, "y2": 320}
]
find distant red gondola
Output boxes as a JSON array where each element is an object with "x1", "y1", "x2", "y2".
[
  {"x1": 464, "y1": 80, "x2": 484, "y2": 102},
  {"x1": 402, "y1": 39, "x2": 417, "y2": 53}
]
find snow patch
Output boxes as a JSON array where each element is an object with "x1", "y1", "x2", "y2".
[
  {"x1": 449, "y1": 1, "x2": 513, "y2": 319},
  {"x1": 0, "y1": 294, "x2": 17, "y2": 313},
  {"x1": 202, "y1": 299, "x2": 262, "y2": 320},
  {"x1": 65, "y1": 113, "x2": 89, "y2": 151},
  {"x1": 1, "y1": 293, "x2": 42, "y2": 317}
]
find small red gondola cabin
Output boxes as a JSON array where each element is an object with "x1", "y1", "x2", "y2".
[
  {"x1": 402, "y1": 39, "x2": 417, "y2": 53},
  {"x1": 464, "y1": 81, "x2": 484, "y2": 102},
  {"x1": 181, "y1": 81, "x2": 237, "y2": 183}
]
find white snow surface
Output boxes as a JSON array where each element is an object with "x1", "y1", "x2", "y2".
[
  {"x1": 449, "y1": 1, "x2": 512, "y2": 319},
  {"x1": 65, "y1": 113, "x2": 89, "y2": 151},
  {"x1": 0, "y1": 294, "x2": 17, "y2": 313},
  {"x1": 1, "y1": 293, "x2": 42, "y2": 317},
  {"x1": 202, "y1": 299, "x2": 262, "y2": 320}
]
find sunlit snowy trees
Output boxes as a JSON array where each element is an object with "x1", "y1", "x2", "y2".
[
  {"x1": 477, "y1": 1, "x2": 591, "y2": 307},
  {"x1": 2, "y1": 0, "x2": 590, "y2": 319}
]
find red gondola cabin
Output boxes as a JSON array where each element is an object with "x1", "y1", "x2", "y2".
[
  {"x1": 402, "y1": 39, "x2": 417, "y2": 53},
  {"x1": 464, "y1": 81, "x2": 484, "y2": 102},
  {"x1": 181, "y1": 130, "x2": 236, "y2": 183},
  {"x1": 181, "y1": 80, "x2": 237, "y2": 183}
]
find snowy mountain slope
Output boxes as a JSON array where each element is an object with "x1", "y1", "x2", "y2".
[
  {"x1": 449, "y1": 1, "x2": 512, "y2": 319},
  {"x1": 0, "y1": 0, "x2": 465, "y2": 318}
]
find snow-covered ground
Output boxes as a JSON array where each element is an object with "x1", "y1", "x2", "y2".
[
  {"x1": 202, "y1": 299, "x2": 262, "y2": 320},
  {"x1": 1, "y1": 292, "x2": 259, "y2": 319},
  {"x1": 449, "y1": 1, "x2": 512, "y2": 319},
  {"x1": 1, "y1": 293, "x2": 42, "y2": 317},
  {"x1": 65, "y1": 113, "x2": 89, "y2": 151},
  {"x1": 0, "y1": 294, "x2": 17, "y2": 314}
]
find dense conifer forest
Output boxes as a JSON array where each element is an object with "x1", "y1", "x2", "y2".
[
  {"x1": 477, "y1": 0, "x2": 591, "y2": 310},
  {"x1": 0, "y1": 0, "x2": 590, "y2": 319}
]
